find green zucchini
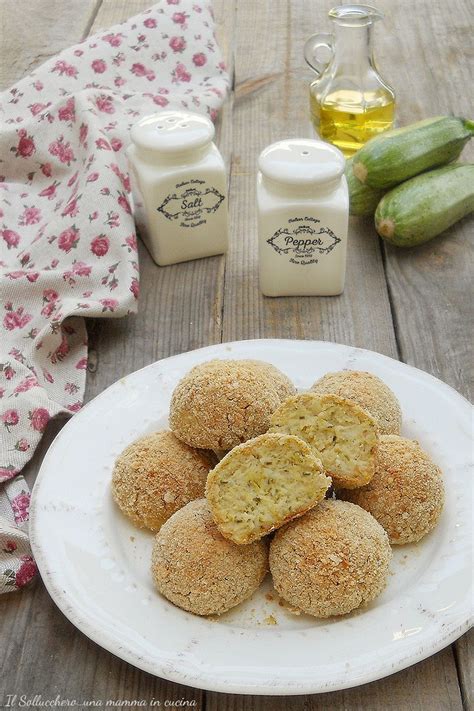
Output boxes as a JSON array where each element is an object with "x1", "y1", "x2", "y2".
[
  {"x1": 346, "y1": 157, "x2": 386, "y2": 216},
  {"x1": 375, "y1": 163, "x2": 474, "y2": 247},
  {"x1": 353, "y1": 116, "x2": 474, "y2": 189}
]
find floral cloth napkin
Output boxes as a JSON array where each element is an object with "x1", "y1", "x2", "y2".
[{"x1": 0, "y1": 0, "x2": 229, "y2": 591}]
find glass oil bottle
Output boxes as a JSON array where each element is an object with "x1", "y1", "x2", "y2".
[{"x1": 305, "y1": 5, "x2": 396, "y2": 156}]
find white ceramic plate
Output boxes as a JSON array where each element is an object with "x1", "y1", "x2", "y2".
[{"x1": 30, "y1": 340, "x2": 473, "y2": 695}]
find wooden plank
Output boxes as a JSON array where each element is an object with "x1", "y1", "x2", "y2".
[
  {"x1": 0, "y1": 0, "x2": 101, "y2": 90},
  {"x1": 74, "y1": 0, "x2": 235, "y2": 703},
  {"x1": 216, "y1": 0, "x2": 467, "y2": 709},
  {"x1": 0, "y1": 0, "x2": 231, "y2": 708},
  {"x1": 207, "y1": 647, "x2": 464, "y2": 711},
  {"x1": 84, "y1": 0, "x2": 233, "y2": 403},
  {"x1": 81, "y1": 60, "x2": 235, "y2": 711},
  {"x1": 221, "y1": 0, "x2": 398, "y2": 356},
  {"x1": 454, "y1": 628, "x2": 473, "y2": 710},
  {"x1": 0, "y1": 0, "x2": 104, "y2": 701},
  {"x1": 376, "y1": 0, "x2": 473, "y2": 400},
  {"x1": 373, "y1": 1, "x2": 473, "y2": 702}
]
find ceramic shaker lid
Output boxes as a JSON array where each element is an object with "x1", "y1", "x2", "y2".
[
  {"x1": 258, "y1": 138, "x2": 345, "y2": 186},
  {"x1": 130, "y1": 110, "x2": 215, "y2": 153}
]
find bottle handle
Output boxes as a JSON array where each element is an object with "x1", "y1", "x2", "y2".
[{"x1": 304, "y1": 33, "x2": 335, "y2": 78}]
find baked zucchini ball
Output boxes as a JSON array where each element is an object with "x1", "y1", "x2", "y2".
[
  {"x1": 169, "y1": 359, "x2": 296, "y2": 450},
  {"x1": 206, "y1": 433, "x2": 331, "y2": 544},
  {"x1": 151, "y1": 499, "x2": 268, "y2": 616},
  {"x1": 269, "y1": 392, "x2": 378, "y2": 489},
  {"x1": 112, "y1": 431, "x2": 213, "y2": 532},
  {"x1": 270, "y1": 500, "x2": 392, "y2": 618},
  {"x1": 339, "y1": 435, "x2": 444, "y2": 544},
  {"x1": 312, "y1": 370, "x2": 402, "y2": 435}
]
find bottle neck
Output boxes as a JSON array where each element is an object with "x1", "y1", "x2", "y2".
[
  {"x1": 134, "y1": 142, "x2": 212, "y2": 165},
  {"x1": 333, "y1": 22, "x2": 374, "y2": 71}
]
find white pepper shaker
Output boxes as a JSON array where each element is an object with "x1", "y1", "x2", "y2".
[
  {"x1": 257, "y1": 139, "x2": 348, "y2": 296},
  {"x1": 127, "y1": 110, "x2": 228, "y2": 266}
]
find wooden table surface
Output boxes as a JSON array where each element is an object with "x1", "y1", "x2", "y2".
[{"x1": 1, "y1": 0, "x2": 472, "y2": 708}]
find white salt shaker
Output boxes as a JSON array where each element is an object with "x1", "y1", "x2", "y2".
[
  {"x1": 127, "y1": 110, "x2": 228, "y2": 266},
  {"x1": 257, "y1": 139, "x2": 348, "y2": 296}
]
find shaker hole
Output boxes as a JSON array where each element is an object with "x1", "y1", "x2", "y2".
[
  {"x1": 157, "y1": 125, "x2": 164, "y2": 129},
  {"x1": 302, "y1": 150, "x2": 310, "y2": 155},
  {"x1": 167, "y1": 118, "x2": 176, "y2": 123},
  {"x1": 181, "y1": 123, "x2": 188, "y2": 127}
]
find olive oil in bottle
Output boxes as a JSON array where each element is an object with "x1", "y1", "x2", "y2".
[
  {"x1": 310, "y1": 89, "x2": 395, "y2": 156},
  {"x1": 305, "y1": 5, "x2": 396, "y2": 157}
]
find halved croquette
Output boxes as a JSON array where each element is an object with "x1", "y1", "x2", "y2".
[
  {"x1": 206, "y1": 433, "x2": 331, "y2": 544},
  {"x1": 270, "y1": 392, "x2": 378, "y2": 489}
]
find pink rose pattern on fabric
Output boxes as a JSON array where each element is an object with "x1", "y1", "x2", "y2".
[
  {"x1": 11, "y1": 491, "x2": 31, "y2": 525},
  {"x1": 3, "y1": 555, "x2": 38, "y2": 589},
  {"x1": 15, "y1": 556, "x2": 38, "y2": 588},
  {"x1": 0, "y1": 0, "x2": 228, "y2": 592}
]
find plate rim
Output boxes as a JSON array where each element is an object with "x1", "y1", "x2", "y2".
[{"x1": 29, "y1": 338, "x2": 474, "y2": 695}]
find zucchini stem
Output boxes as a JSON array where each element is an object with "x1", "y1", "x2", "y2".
[
  {"x1": 376, "y1": 217, "x2": 395, "y2": 239},
  {"x1": 464, "y1": 119, "x2": 474, "y2": 134}
]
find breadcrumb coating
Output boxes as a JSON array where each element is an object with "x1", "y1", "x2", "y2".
[
  {"x1": 151, "y1": 499, "x2": 268, "y2": 615},
  {"x1": 206, "y1": 433, "x2": 331, "y2": 544},
  {"x1": 112, "y1": 431, "x2": 213, "y2": 532},
  {"x1": 338, "y1": 435, "x2": 444, "y2": 544},
  {"x1": 312, "y1": 370, "x2": 402, "y2": 436},
  {"x1": 270, "y1": 500, "x2": 392, "y2": 618},
  {"x1": 169, "y1": 359, "x2": 296, "y2": 450}
]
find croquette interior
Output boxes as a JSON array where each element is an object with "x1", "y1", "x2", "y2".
[
  {"x1": 206, "y1": 433, "x2": 331, "y2": 544},
  {"x1": 269, "y1": 392, "x2": 377, "y2": 488},
  {"x1": 312, "y1": 370, "x2": 402, "y2": 436}
]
